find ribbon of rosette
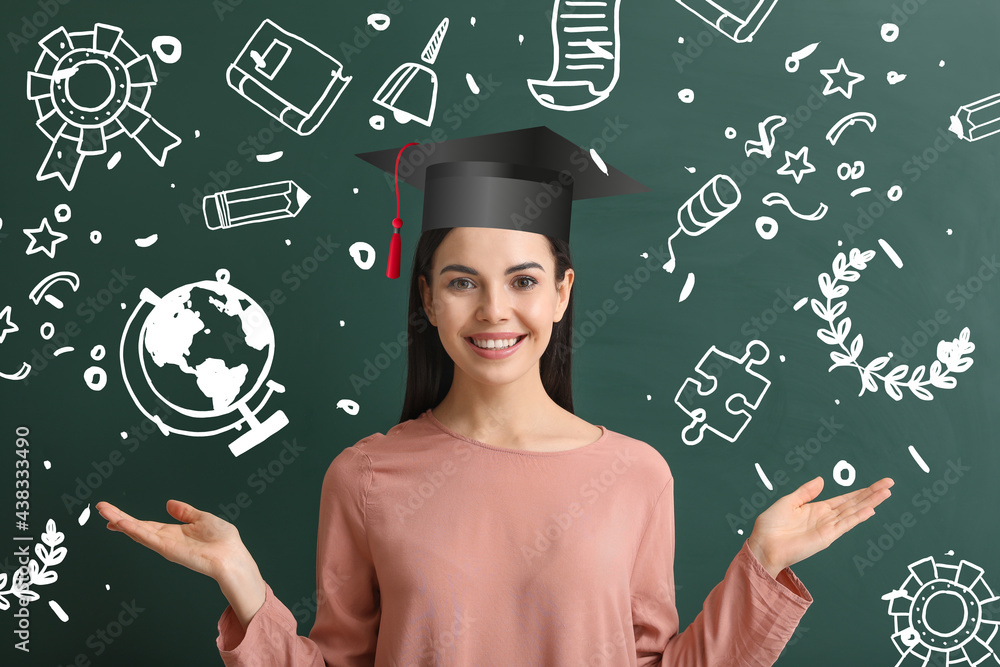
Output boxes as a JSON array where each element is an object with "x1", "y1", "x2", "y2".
[{"x1": 26, "y1": 22, "x2": 181, "y2": 191}]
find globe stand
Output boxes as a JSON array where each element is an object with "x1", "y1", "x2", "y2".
[{"x1": 229, "y1": 390, "x2": 289, "y2": 457}]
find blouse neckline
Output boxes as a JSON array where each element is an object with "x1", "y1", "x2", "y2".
[{"x1": 422, "y1": 408, "x2": 609, "y2": 457}]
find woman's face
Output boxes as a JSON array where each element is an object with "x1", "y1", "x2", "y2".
[{"x1": 419, "y1": 227, "x2": 573, "y2": 387}]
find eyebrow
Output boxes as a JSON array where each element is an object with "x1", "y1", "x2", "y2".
[{"x1": 439, "y1": 261, "x2": 545, "y2": 276}]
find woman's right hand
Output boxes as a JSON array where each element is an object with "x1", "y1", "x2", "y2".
[{"x1": 96, "y1": 499, "x2": 266, "y2": 629}]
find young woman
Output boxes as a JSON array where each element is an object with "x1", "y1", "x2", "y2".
[{"x1": 96, "y1": 128, "x2": 893, "y2": 666}]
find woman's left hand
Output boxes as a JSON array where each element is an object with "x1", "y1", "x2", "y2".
[{"x1": 747, "y1": 476, "x2": 894, "y2": 578}]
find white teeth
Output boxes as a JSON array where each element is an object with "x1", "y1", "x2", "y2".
[{"x1": 471, "y1": 337, "x2": 521, "y2": 350}]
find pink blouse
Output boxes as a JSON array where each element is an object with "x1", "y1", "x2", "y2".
[{"x1": 217, "y1": 409, "x2": 812, "y2": 666}]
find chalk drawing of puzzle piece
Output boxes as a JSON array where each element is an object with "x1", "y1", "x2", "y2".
[{"x1": 674, "y1": 340, "x2": 771, "y2": 445}]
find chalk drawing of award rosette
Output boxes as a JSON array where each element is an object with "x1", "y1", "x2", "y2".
[
  {"x1": 119, "y1": 269, "x2": 289, "y2": 457},
  {"x1": 884, "y1": 555, "x2": 1000, "y2": 664},
  {"x1": 26, "y1": 22, "x2": 182, "y2": 191},
  {"x1": 810, "y1": 247, "x2": 974, "y2": 400},
  {"x1": 1, "y1": 520, "x2": 67, "y2": 613}
]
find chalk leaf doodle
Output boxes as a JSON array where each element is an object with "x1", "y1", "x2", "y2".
[
  {"x1": 0, "y1": 520, "x2": 66, "y2": 610},
  {"x1": 811, "y1": 248, "x2": 974, "y2": 400},
  {"x1": 27, "y1": 23, "x2": 182, "y2": 191},
  {"x1": 527, "y1": 0, "x2": 621, "y2": 111},
  {"x1": 883, "y1": 556, "x2": 1000, "y2": 663}
]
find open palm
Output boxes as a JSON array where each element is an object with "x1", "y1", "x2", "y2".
[
  {"x1": 96, "y1": 499, "x2": 251, "y2": 582},
  {"x1": 748, "y1": 476, "x2": 894, "y2": 576}
]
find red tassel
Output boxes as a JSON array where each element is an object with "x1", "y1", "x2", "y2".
[
  {"x1": 387, "y1": 217, "x2": 402, "y2": 279},
  {"x1": 388, "y1": 142, "x2": 419, "y2": 280}
]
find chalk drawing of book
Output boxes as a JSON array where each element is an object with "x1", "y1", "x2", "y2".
[
  {"x1": 527, "y1": 0, "x2": 622, "y2": 111},
  {"x1": 227, "y1": 19, "x2": 352, "y2": 136},
  {"x1": 674, "y1": 0, "x2": 780, "y2": 43},
  {"x1": 950, "y1": 93, "x2": 1000, "y2": 142}
]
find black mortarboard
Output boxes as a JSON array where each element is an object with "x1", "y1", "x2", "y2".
[{"x1": 355, "y1": 126, "x2": 649, "y2": 278}]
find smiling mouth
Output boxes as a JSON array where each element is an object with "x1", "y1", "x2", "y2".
[{"x1": 466, "y1": 335, "x2": 526, "y2": 350}]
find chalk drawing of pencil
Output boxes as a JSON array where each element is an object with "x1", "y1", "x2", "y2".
[
  {"x1": 227, "y1": 19, "x2": 352, "y2": 136},
  {"x1": 949, "y1": 92, "x2": 1000, "y2": 142},
  {"x1": 674, "y1": 0, "x2": 780, "y2": 43},
  {"x1": 203, "y1": 180, "x2": 311, "y2": 230}
]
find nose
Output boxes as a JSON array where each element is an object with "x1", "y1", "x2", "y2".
[{"x1": 476, "y1": 281, "x2": 512, "y2": 322}]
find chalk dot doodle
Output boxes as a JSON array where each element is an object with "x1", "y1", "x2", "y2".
[
  {"x1": 40, "y1": 322, "x2": 54, "y2": 340},
  {"x1": 833, "y1": 459, "x2": 856, "y2": 486},
  {"x1": 91, "y1": 345, "x2": 106, "y2": 361},
  {"x1": 336, "y1": 399, "x2": 360, "y2": 415},
  {"x1": 886, "y1": 71, "x2": 906, "y2": 85},
  {"x1": 724, "y1": 127, "x2": 736, "y2": 139},
  {"x1": 678, "y1": 88, "x2": 694, "y2": 103},
  {"x1": 810, "y1": 247, "x2": 974, "y2": 400},
  {"x1": 678, "y1": 272, "x2": 695, "y2": 302},
  {"x1": 349, "y1": 242, "x2": 376, "y2": 270},
  {"x1": 84, "y1": 366, "x2": 107, "y2": 391},
  {"x1": 151, "y1": 36, "x2": 182, "y2": 64},
  {"x1": 884, "y1": 556, "x2": 1000, "y2": 663},
  {"x1": 367, "y1": 13, "x2": 390, "y2": 31},
  {"x1": 837, "y1": 161, "x2": 864, "y2": 180},
  {"x1": 107, "y1": 151, "x2": 121, "y2": 169},
  {"x1": 54, "y1": 204, "x2": 71, "y2": 223},
  {"x1": 466, "y1": 73, "x2": 480, "y2": 94},
  {"x1": 90, "y1": 230, "x2": 101, "y2": 244},
  {"x1": 887, "y1": 185, "x2": 903, "y2": 201},
  {"x1": 755, "y1": 216, "x2": 778, "y2": 240},
  {"x1": 880, "y1": 23, "x2": 899, "y2": 42},
  {"x1": 369, "y1": 115, "x2": 385, "y2": 131}
]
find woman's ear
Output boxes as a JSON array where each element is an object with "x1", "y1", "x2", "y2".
[
  {"x1": 554, "y1": 268, "x2": 574, "y2": 323},
  {"x1": 418, "y1": 274, "x2": 436, "y2": 327}
]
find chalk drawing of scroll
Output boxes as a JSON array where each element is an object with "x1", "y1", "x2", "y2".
[
  {"x1": 527, "y1": 0, "x2": 622, "y2": 111},
  {"x1": 674, "y1": 0, "x2": 780, "y2": 43}
]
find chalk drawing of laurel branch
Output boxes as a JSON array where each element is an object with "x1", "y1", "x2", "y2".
[
  {"x1": 0, "y1": 519, "x2": 66, "y2": 611},
  {"x1": 811, "y1": 248, "x2": 974, "y2": 400}
]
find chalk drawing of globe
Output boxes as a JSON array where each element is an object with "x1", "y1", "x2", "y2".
[{"x1": 120, "y1": 269, "x2": 287, "y2": 456}]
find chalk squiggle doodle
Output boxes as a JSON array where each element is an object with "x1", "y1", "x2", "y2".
[
  {"x1": 810, "y1": 247, "x2": 974, "y2": 400},
  {"x1": 27, "y1": 23, "x2": 182, "y2": 191},
  {"x1": 761, "y1": 192, "x2": 828, "y2": 220},
  {"x1": 826, "y1": 112, "x2": 877, "y2": 145},
  {"x1": 884, "y1": 556, "x2": 1000, "y2": 662},
  {"x1": 744, "y1": 115, "x2": 786, "y2": 158},
  {"x1": 527, "y1": 0, "x2": 622, "y2": 111}
]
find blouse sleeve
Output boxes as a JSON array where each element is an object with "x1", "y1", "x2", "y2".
[
  {"x1": 216, "y1": 445, "x2": 381, "y2": 667},
  {"x1": 631, "y1": 477, "x2": 813, "y2": 667}
]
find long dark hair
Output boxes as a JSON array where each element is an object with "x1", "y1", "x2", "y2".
[{"x1": 398, "y1": 228, "x2": 575, "y2": 424}]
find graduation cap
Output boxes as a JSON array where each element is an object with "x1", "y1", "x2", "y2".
[{"x1": 355, "y1": 125, "x2": 649, "y2": 278}]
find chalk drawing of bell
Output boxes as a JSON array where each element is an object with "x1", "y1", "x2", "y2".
[{"x1": 119, "y1": 269, "x2": 288, "y2": 456}]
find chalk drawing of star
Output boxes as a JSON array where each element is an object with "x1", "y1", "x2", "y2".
[
  {"x1": 23, "y1": 217, "x2": 68, "y2": 259},
  {"x1": 776, "y1": 146, "x2": 816, "y2": 184},
  {"x1": 820, "y1": 58, "x2": 865, "y2": 99},
  {"x1": 0, "y1": 305, "x2": 17, "y2": 344}
]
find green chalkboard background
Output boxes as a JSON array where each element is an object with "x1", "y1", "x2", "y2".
[{"x1": 3, "y1": 0, "x2": 1000, "y2": 664}]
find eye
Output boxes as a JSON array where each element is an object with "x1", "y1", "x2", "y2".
[
  {"x1": 514, "y1": 276, "x2": 538, "y2": 289},
  {"x1": 449, "y1": 277, "x2": 474, "y2": 290}
]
